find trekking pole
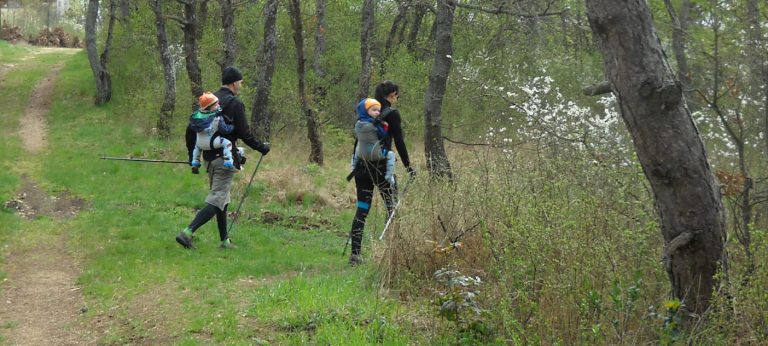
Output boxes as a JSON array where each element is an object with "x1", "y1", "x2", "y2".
[
  {"x1": 227, "y1": 153, "x2": 265, "y2": 235},
  {"x1": 100, "y1": 156, "x2": 190, "y2": 164},
  {"x1": 378, "y1": 177, "x2": 412, "y2": 240}
]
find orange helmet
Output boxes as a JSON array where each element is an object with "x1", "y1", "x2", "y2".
[{"x1": 198, "y1": 92, "x2": 219, "y2": 110}]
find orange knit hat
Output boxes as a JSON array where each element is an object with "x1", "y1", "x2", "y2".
[
  {"x1": 199, "y1": 92, "x2": 219, "y2": 110},
  {"x1": 364, "y1": 98, "x2": 381, "y2": 110}
]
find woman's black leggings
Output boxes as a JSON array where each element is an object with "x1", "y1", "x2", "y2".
[
  {"x1": 188, "y1": 203, "x2": 229, "y2": 241},
  {"x1": 350, "y1": 160, "x2": 396, "y2": 256}
]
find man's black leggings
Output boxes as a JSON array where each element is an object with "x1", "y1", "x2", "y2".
[
  {"x1": 350, "y1": 160, "x2": 396, "y2": 256},
  {"x1": 188, "y1": 203, "x2": 229, "y2": 241}
]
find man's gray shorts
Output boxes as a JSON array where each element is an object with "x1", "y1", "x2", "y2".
[{"x1": 205, "y1": 157, "x2": 237, "y2": 210}]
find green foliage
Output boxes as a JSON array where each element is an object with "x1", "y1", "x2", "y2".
[
  {"x1": 433, "y1": 265, "x2": 495, "y2": 344},
  {"x1": 6, "y1": 0, "x2": 765, "y2": 343}
]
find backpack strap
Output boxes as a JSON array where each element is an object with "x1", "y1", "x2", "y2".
[
  {"x1": 217, "y1": 95, "x2": 237, "y2": 122},
  {"x1": 379, "y1": 107, "x2": 394, "y2": 121},
  {"x1": 209, "y1": 133, "x2": 220, "y2": 150}
]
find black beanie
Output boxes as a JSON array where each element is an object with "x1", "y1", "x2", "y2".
[{"x1": 222, "y1": 66, "x2": 243, "y2": 85}]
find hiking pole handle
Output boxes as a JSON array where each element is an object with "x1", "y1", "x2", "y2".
[
  {"x1": 100, "y1": 157, "x2": 190, "y2": 164},
  {"x1": 227, "y1": 153, "x2": 265, "y2": 234}
]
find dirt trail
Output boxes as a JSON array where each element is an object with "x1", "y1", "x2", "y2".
[{"x1": 0, "y1": 48, "x2": 89, "y2": 345}]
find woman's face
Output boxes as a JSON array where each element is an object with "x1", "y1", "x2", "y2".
[{"x1": 386, "y1": 91, "x2": 399, "y2": 105}]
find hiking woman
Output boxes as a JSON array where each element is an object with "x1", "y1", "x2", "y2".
[{"x1": 347, "y1": 80, "x2": 414, "y2": 265}]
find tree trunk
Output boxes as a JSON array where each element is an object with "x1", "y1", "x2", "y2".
[
  {"x1": 289, "y1": 0, "x2": 323, "y2": 165},
  {"x1": 85, "y1": 0, "x2": 114, "y2": 105},
  {"x1": 407, "y1": 2, "x2": 426, "y2": 54},
  {"x1": 381, "y1": 0, "x2": 409, "y2": 76},
  {"x1": 181, "y1": 0, "x2": 203, "y2": 108},
  {"x1": 118, "y1": 0, "x2": 131, "y2": 20},
  {"x1": 197, "y1": 0, "x2": 208, "y2": 39},
  {"x1": 663, "y1": 0, "x2": 696, "y2": 111},
  {"x1": 423, "y1": 0, "x2": 453, "y2": 179},
  {"x1": 150, "y1": 0, "x2": 177, "y2": 139},
  {"x1": 251, "y1": 0, "x2": 278, "y2": 141},
  {"x1": 312, "y1": 0, "x2": 326, "y2": 77},
  {"x1": 100, "y1": 0, "x2": 116, "y2": 94},
  {"x1": 356, "y1": 0, "x2": 376, "y2": 111},
  {"x1": 585, "y1": 0, "x2": 725, "y2": 315},
  {"x1": 219, "y1": 0, "x2": 235, "y2": 70},
  {"x1": 745, "y1": 0, "x2": 768, "y2": 163},
  {"x1": 707, "y1": 3, "x2": 756, "y2": 277}
]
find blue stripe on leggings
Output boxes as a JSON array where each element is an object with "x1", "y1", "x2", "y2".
[{"x1": 356, "y1": 201, "x2": 370, "y2": 210}]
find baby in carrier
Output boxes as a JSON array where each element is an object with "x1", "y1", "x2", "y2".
[
  {"x1": 189, "y1": 92, "x2": 235, "y2": 169},
  {"x1": 352, "y1": 98, "x2": 396, "y2": 185}
]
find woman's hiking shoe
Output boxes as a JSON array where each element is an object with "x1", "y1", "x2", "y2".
[
  {"x1": 175, "y1": 232, "x2": 194, "y2": 249},
  {"x1": 348, "y1": 254, "x2": 363, "y2": 266}
]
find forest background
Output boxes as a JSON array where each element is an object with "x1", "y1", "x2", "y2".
[{"x1": 1, "y1": 0, "x2": 767, "y2": 344}]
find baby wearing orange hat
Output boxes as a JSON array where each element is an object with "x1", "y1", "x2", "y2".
[
  {"x1": 189, "y1": 92, "x2": 236, "y2": 171},
  {"x1": 350, "y1": 98, "x2": 397, "y2": 185}
]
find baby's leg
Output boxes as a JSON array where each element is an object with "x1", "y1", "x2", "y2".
[
  {"x1": 215, "y1": 137, "x2": 235, "y2": 167},
  {"x1": 385, "y1": 151, "x2": 396, "y2": 184},
  {"x1": 192, "y1": 145, "x2": 202, "y2": 167}
]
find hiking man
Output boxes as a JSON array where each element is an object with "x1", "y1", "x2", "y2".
[{"x1": 176, "y1": 66, "x2": 271, "y2": 249}]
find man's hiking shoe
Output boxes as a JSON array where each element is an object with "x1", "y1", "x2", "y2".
[
  {"x1": 175, "y1": 232, "x2": 194, "y2": 249},
  {"x1": 219, "y1": 239, "x2": 237, "y2": 249},
  {"x1": 348, "y1": 254, "x2": 363, "y2": 266}
]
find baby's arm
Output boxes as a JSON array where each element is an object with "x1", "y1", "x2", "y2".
[{"x1": 216, "y1": 115, "x2": 235, "y2": 134}]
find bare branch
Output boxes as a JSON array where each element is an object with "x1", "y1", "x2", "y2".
[
  {"x1": 442, "y1": 136, "x2": 490, "y2": 146},
  {"x1": 166, "y1": 15, "x2": 188, "y2": 25}
]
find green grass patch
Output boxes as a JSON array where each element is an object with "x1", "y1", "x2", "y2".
[
  {"x1": 0, "y1": 47, "x2": 72, "y2": 278},
  {"x1": 0, "y1": 48, "x2": 439, "y2": 344},
  {"x1": 0, "y1": 41, "x2": 30, "y2": 62}
]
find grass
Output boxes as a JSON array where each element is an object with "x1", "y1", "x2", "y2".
[
  {"x1": 3, "y1": 44, "x2": 766, "y2": 345},
  {"x1": 0, "y1": 41, "x2": 66, "y2": 277},
  {"x1": 1, "y1": 46, "x2": 435, "y2": 345}
]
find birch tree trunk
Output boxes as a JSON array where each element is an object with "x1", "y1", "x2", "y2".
[
  {"x1": 85, "y1": 0, "x2": 115, "y2": 105},
  {"x1": 219, "y1": 0, "x2": 235, "y2": 70},
  {"x1": 289, "y1": 0, "x2": 323, "y2": 165},
  {"x1": 423, "y1": 0, "x2": 453, "y2": 179},
  {"x1": 150, "y1": 0, "x2": 176, "y2": 139},
  {"x1": 251, "y1": 0, "x2": 278, "y2": 141},
  {"x1": 585, "y1": 0, "x2": 725, "y2": 315}
]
